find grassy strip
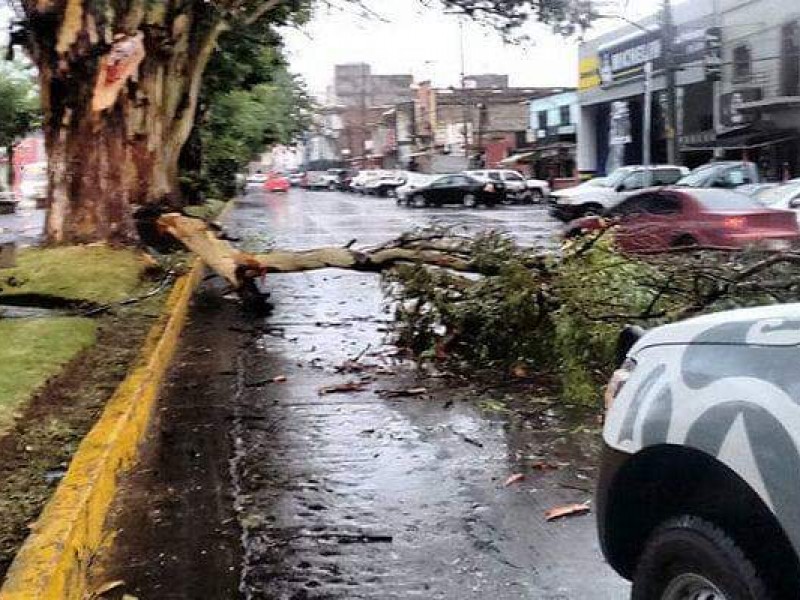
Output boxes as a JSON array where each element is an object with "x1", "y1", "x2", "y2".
[
  {"x1": 0, "y1": 296, "x2": 165, "y2": 578},
  {"x1": 0, "y1": 246, "x2": 145, "y2": 305},
  {"x1": 0, "y1": 318, "x2": 96, "y2": 435}
]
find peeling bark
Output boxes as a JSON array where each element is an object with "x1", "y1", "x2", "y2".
[
  {"x1": 25, "y1": 0, "x2": 227, "y2": 243},
  {"x1": 19, "y1": 0, "x2": 287, "y2": 244}
]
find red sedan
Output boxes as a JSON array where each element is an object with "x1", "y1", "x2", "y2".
[
  {"x1": 565, "y1": 188, "x2": 800, "y2": 252},
  {"x1": 264, "y1": 173, "x2": 290, "y2": 193}
]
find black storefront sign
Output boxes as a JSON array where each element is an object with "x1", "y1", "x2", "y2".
[
  {"x1": 599, "y1": 30, "x2": 663, "y2": 86},
  {"x1": 720, "y1": 88, "x2": 762, "y2": 128},
  {"x1": 599, "y1": 25, "x2": 721, "y2": 87}
]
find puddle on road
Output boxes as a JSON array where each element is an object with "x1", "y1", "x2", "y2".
[{"x1": 229, "y1": 269, "x2": 627, "y2": 600}]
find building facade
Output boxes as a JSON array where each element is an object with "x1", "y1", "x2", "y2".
[
  {"x1": 708, "y1": 1, "x2": 800, "y2": 180},
  {"x1": 409, "y1": 82, "x2": 568, "y2": 171},
  {"x1": 578, "y1": 1, "x2": 716, "y2": 175},
  {"x1": 579, "y1": 0, "x2": 800, "y2": 180},
  {"x1": 527, "y1": 91, "x2": 578, "y2": 180}
]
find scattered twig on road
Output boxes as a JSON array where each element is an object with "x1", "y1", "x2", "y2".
[
  {"x1": 318, "y1": 381, "x2": 369, "y2": 395},
  {"x1": 447, "y1": 426, "x2": 484, "y2": 448},
  {"x1": 245, "y1": 375, "x2": 288, "y2": 388},
  {"x1": 504, "y1": 473, "x2": 525, "y2": 487},
  {"x1": 378, "y1": 387, "x2": 427, "y2": 398},
  {"x1": 545, "y1": 502, "x2": 591, "y2": 522}
]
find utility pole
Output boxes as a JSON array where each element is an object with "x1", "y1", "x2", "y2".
[
  {"x1": 662, "y1": 0, "x2": 681, "y2": 165},
  {"x1": 643, "y1": 61, "x2": 653, "y2": 186},
  {"x1": 459, "y1": 18, "x2": 470, "y2": 164}
]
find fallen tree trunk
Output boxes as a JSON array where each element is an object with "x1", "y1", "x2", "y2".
[{"x1": 157, "y1": 213, "x2": 475, "y2": 288}]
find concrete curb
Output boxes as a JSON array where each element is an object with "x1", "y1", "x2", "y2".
[{"x1": 0, "y1": 258, "x2": 205, "y2": 600}]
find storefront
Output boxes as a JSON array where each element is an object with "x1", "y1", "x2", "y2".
[
  {"x1": 578, "y1": 2, "x2": 716, "y2": 175},
  {"x1": 527, "y1": 91, "x2": 578, "y2": 181}
]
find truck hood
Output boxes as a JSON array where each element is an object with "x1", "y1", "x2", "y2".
[
  {"x1": 631, "y1": 303, "x2": 800, "y2": 353},
  {"x1": 553, "y1": 187, "x2": 617, "y2": 203}
]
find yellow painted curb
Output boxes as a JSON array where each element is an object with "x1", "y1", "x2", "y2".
[{"x1": 0, "y1": 257, "x2": 206, "y2": 600}]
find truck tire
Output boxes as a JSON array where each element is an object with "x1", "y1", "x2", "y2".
[
  {"x1": 632, "y1": 515, "x2": 769, "y2": 600},
  {"x1": 530, "y1": 189, "x2": 544, "y2": 203}
]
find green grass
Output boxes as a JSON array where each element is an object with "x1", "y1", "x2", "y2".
[
  {"x1": 0, "y1": 246, "x2": 145, "y2": 304},
  {"x1": 0, "y1": 318, "x2": 96, "y2": 434}
]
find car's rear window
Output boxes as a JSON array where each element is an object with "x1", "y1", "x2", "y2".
[{"x1": 692, "y1": 190, "x2": 764, "y2": 210}]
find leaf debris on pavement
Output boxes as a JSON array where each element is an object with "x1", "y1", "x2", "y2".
[{"x1": 544, "y1": 502, "x2": 591, "y2": 522}]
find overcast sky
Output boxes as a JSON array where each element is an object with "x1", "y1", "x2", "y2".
[{"x1": 282, "y1": 0, "x2": 665, "y2": 99}]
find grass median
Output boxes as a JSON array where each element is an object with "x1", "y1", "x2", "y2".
[
  {"x1": 0, "y1": 318, "x2": 96, "y2": 435},
  {"x1": 0, "y1": 244, "x2": 167, "y2": 578}
]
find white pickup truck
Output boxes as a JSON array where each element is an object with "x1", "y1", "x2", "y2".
[
  {"x1": 549, "y1": 165, "x2": 688, "y2": 221},
  {"x1": 599, "y1": 304, "x2": 800, "y2": 599}
]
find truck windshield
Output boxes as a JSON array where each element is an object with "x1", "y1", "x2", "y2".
[{"x1": 605, "y1": 168, "x2": 636, "y2": 189}]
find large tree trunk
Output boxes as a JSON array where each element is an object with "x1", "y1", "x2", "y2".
[{"x1": 26, "y1": 0, "x2": 225, "y2": 244}]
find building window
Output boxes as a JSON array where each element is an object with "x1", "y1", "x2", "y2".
[
  {"x1": 538, "y1": 110, "x2": 548, "y2": 130},
  {"x1": 559, "y1": 105, "x2": 571, "y2": 126},
  {"x1": 733, "y1": 45, "x2": 752, "y2": 82},
  {"x1": 781, "y1": 20, "x2": 800, "y2": 96}
]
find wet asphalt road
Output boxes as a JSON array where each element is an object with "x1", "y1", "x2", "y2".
[
  {"x1": 93, "y1": 188, "x2": 630, "y2": 599},
  {"x1": 0, "y1": 204, "x2": 45, "y2": 246}
]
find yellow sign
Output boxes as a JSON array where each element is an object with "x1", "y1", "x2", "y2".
[{"x1": 579, "y1": 56, "x2": 601, "y2": 92}]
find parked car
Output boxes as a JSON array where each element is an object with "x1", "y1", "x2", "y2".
[
  {"x1": 19, "y1": 162, "x2": 48, "y2": 202},
  {"x1": 264, "y1": 173, "x2": 290, "y2": 193},
  {"x1": 465, "y1": 169, "x2": 546, "y2": 203},
  {"x1": 319, "y1": 168, "x2": 349, "y2": 190},
  {"x1": 246, "y1": 172, "x2": 268, "y2": 187},
  {"x1": 364, "y1": 171, "x2": 407, "y2": 197},
  {"x1": 550, "y1": 165, "x2": 688, "y2": 221},
  {"x1": 753, "y1": 182, "x2": 800, "y2": 220},
  {"x1": 301, "y1": 171, "x2": 328, "y2": 189},
  {"x1": 676, "y1": 160, "x2": 761, "y2": 190},
  {"x1": 396, "y1": 173, "x2": 439, "y2": 204},
  {"x1": 598, "y1": 302, "x2": 800, "y2": 599},
  {"x1": 525, "y1": 177, "x2": 551, "y2": 202},
  {"x1": 403, "y1": 174, "x2": 504, "y2": 208},
  {"x1": 564, "y1": 188, "x2": 800, "y2": 252},
  {"x1": 350, "y1": 170, "x2": 381, "y2": 194},
  {"x1": 287, "y1": 172, "x2": 305, "y2": 187}
]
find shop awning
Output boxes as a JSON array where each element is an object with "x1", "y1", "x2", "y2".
[
  {"x1": 531, "y1": 142, "x2": 576, "y2": 160},
  {"x1": 682, "y1": 124, "x2": 799, "y2": 151},
  {"x1": 499, "y1": 151, "x2": 536, "y2": 165}
]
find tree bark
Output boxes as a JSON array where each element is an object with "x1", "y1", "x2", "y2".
[{"x1": 25, "y1": 0, "x2": 226, "y2": 244}]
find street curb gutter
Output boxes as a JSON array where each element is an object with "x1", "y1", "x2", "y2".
[{"x1": 0, "y1": 259, "x2": 205, "y2": 600}]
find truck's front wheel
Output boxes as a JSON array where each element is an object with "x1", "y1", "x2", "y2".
[{"x1": 632, "y1": 516, "x2": 768, "y2": 600}]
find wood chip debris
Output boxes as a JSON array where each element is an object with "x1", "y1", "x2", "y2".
[
  {"x1": 245, "y1": 375, "x2": 287, "y2": 388},
  {"x1": 504, "y1": 473, "x2": 525, "y2": 487},
  {"x1": 544, "y1": 502, "x2": 591, "y2": 522},
  {"x1": 318, "y1": 381, "x2": 368, "y2": 395},
  {"x1": 531, "y1": 461, "x2": 561, "y2": 471}
]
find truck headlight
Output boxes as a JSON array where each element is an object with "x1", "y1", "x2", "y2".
[{"x1": 604, "y1": 358, "x2": 636, "y2": 410}]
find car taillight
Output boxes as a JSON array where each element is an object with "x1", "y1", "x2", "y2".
[
  {"x1": 723, "y1": 216, "x2": 747, "y2": 230},
  {"x1": 604, "y1": 358, "x2": 636, "y2": 411}
]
